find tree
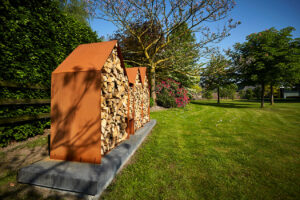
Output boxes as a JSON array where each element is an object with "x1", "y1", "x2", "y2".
[
  {"x1": 220, "y1": 83, "x2": 237, "y2": 99},
  {"x1": 156, "y1": 23, "x2": 201, "y2": 87},
  {"x1": 230, "y1": 27, "x2": 300, "y2": 107},
  {"x1": 114, "y1": 22, "x2": 201, "y2": 88},
  {"x1": 201, "y1": 54, "x2": 230, "y2": 104},
  {"x1": 245, "y1": 88, "x2": 254, "y2": 100},
  {"x1": 253, "y1": 86, "x2": 261, "y2": 100},
  {"x1": 59, "y1": 0, "x2": 91, "y2": 25},
  {"x1": 90, "y1": 0, "x2": 240, "y2": 103},
  {"x1": 203, "y1": 89, "x2": 213, "y2": 99}
]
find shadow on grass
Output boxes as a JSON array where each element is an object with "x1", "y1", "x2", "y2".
[
  {"x1": 190, "y1": 100, "x2": 255, "y2": 109},
  {"x1": 235, "y1": 99, "x2": 300, "y2": 103}
]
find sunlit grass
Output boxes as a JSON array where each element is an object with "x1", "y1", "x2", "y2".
[{"x1": 101, "y1": 100, "x2": 300, "y2": 200}]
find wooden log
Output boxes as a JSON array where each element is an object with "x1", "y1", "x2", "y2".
[{"x1": 100, "y1": 46, "x2": 129, "y2": 155}]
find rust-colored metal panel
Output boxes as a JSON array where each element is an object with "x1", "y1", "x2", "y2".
[
  {"x1": 50, "y1": 71, "x2": 101, "y2": 164},
  {"x1": 139, "y1": 67, "x2": 150, "y2": 121},
  {"x1": 138, "y1": 67, "x2": 147, "y2": 86},
  {"x1": 125, "y1": 68, "x2": 139, "y2": 135},
  {"x1": 125, "y1": 68, "x2": 139, "y2": 84},
  {"x1": 50, "y1": 40, "x2": 130, "y2": 164},
  {"x1": 148, "y1": 84, "x2": 151, "y2": 122},
  {"x1": 53, "y1": 40, "x2": 117, "y2": 74}
]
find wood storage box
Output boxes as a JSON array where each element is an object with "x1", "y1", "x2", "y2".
[
  {"x1": 138, "y1": 67, "x2": 150, "y2": 125},
  {"x1": 50, "y1": 40, "x2": 129, "y2": 164},
  {"x1": 125, "y1": 67, "x2": 150, "y2": 133},
  {"x1": 125, "y1": 67, "x2": 143, "y2": 133}
]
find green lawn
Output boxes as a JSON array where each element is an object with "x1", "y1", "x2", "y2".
[{"x1": 101, "y1": 100, "x2": 300, "y2": 200}]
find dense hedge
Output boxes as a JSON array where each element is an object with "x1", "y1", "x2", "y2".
[
  {"x1": 0, "y1": 87, "x2": 50, "y2": 99},
  {"x1": 0, "y1": 119, "x2": 50, "y2": 146},
  {"x1": 0, "y1": 0, "x2": 99, "y2": 86},
  {"x1": 0, "y1": 0, "x2": 100, "y2": 147}
]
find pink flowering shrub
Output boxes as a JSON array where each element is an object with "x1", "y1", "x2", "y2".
[{"x1": 156, "y1": 79, "x2": 190, "y2": 108}]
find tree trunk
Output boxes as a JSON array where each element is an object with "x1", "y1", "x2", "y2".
[
  {"x1": 270, "y1": 84, "x2": 274, "y2": 105},
  {"x1": 261, "y1": 82, "x2": 265, "y2": 108},
  {"x1": 217, "y1": 86, "x2": 220, "y2": 104},
  {"x1": 150, "y1": 63, "x2": 157, "y2": 106}
]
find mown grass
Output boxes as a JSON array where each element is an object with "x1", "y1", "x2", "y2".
[{"x1": 101, "y1": 100, "x2": 300, "y2": 200}]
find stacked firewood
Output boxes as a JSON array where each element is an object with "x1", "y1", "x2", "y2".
[
  {"x1": 128, "y1": 86, "x2": 134, "y2": 119},
  {"x1": 100, "y1": 46, "x2": 129, "y2": 155},
  {"x1": 134, "y1": 71, "x2": 143, "y2": 130},
  {"x1": 142, "y1": 75, "x2": 150, "y2": 124}
]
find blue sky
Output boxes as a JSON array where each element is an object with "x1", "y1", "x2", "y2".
[{"x1": 90, "y1": 0, "x2": 300, "y2": 50}]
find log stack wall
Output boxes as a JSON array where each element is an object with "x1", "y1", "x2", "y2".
[
  {"x1": 141, "y1": 75, "x2": 150, "y2": 124},
  {"x1": 100, "y1": 46, "x2": 129, "y2": 155}
]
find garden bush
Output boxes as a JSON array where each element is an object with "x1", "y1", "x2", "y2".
[
  {"x1": 238, "y1": 90, "x2": 246, "y2": 99},
  {"x1": 156, "y1": 79, "x2": 189, "y2": 108},
  {"x1": 150, "y1": 97, "x2": 154, "y2": 107},
  {"x1": 0, "y1": 0, "x2": 99, "y2": 147},
  {"x1": 203, "y1": 90, "x2": 213, "y2": 99},
  {"x1": 0, "y1": 119, "x2": 50, "y2": 147}
]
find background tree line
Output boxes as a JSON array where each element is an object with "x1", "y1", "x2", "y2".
[{"x1": 201, "y1": 26, "x2": 300, "y2": 107}]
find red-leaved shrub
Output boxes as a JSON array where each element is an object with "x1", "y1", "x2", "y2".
[{"x1": 156, "y1": 79, "x2": 189, "y2": 108}]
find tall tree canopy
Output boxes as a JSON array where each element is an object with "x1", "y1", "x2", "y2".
[
  {"x1": 230, "y1": 27, "x2": 300, "y2": 107},
  {"x1": 201, "y1": 53, "x2": 231, "y2": 104},
  {"x1": 114, "y1": 22, "x2": 201, "y2": 87},
  {"x1": 59, "y1": 0, "x2": 91, "y2": 25},
  {"x1": 90, "y1": 0, "x2": 240, "y2": 103},
  {"x1": 158, "y1": 23, "x2": 201, "y2": 87}
]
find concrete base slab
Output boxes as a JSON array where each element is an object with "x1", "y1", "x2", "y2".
[{"x1": 18, "y1": 120, "x2": 156, "y2": 198}]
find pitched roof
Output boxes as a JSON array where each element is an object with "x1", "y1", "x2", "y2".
[
  {"x1": 53, "y1": 40, "x2": 118, "y2": 74},
  {"x1": 125, "y1": 67, "x2": 139, "y2": 84},
  {"x1": 138, "y1": 67, "x2": 147, "y2": 86}
]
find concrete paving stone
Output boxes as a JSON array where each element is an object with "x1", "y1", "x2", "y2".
[{"x1": 18, "y1": 120, "x2": 156, "y2": 198}]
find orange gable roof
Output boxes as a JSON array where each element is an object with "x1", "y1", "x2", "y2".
[
  {"x1": 53, "y1": 40, "x2": 118, "y2": 74},
  {"x1": 125, "y1": 67, "x2": 139, "y2": 84},
  {"x1": 138, "y1": 67, "x2": 147, "y2": 86}
]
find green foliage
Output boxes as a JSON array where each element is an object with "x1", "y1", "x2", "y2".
[
  {"x1": 253, "y1": 86, "x2": 262, "y2": 99},
  {"x1": 186, "y1": 88, "x2": 195, "y2": 100},
  {"x1": 190, "y1": 83, "x2": 202, "y2": 94},
  {"x1": 265, "y1": 85, "x2": 280, "y2": 98},
  {"x1": 201, "y1": 53, "x2": 233, "y2": 103},
  {"x1": 220, "y1": 84, "x2": 237, "y2": 100},
  {"x1": 156, "y1": 89, "x2": 177, "y2": 108},
  {"x1": 0, "y1": 87, "x2": 50, "y2": 99},
  {"x1": 238, "y1": 90, "x2": 246, "y2": 99},
  {"x1": 0, "y1": 0, "x2": 99, "y2": 87},
  {"x1": 230, "y1": 27, "x2": 300, "y2": 106},
  {"x1": 0, "y1": 0, "x2": 99, "y2": 147},
  {"x1": 0, "y1": 119, "x2": 50, "y2": 147},
  {"x1": 150, "y1": 97, "x2": 154, "y2": 107},
  {"x1": 114, "y1": 22, "x2": 201, "y2": 87},
  {"x1": 156, "y1": 79, "x2": 190, "y2": 108},
  {"x1": 0, "y1": 103, "x2": 50, "y2": 146},
  {"x1": 203, "y1": 90, "x2": 213, "y2": 99},
  {"x1": 245, "y1": 88, "x2": 254, "y2": 100},
  {"x1": 201, "y1": 54, "x2": 231, "y2": 90},
  {"x1": 158, "y1": 23, "x2": 201, "y2": 87},
  {"x1": 59, "y1": 0, "x2": 91, "y2": 25},
  {"x1": 0, "y1": 105, "x2": 50, "y2": 119}
]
